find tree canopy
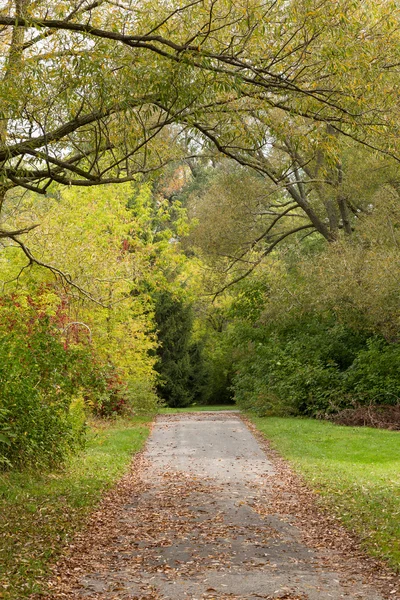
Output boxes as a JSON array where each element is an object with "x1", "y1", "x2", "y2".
[
  {"x1": 0, "y1": 0, "x2": 399, "y2": 285},
  {"x1": 1, "y1": 0, "x2": 399, "y2": 193}
]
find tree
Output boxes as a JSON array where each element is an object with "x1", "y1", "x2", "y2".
[
  {"x1": 1, "y1": 1, "x2": 398, "y2": 223},
  {"x1": 153, "y1": 290, "x2": 194, "y2": 407},
  {"x1": 0, "y1": 181, "x2": 185, "y2": 414},
  {"x1": 182, "y1": 132, "x2": 400, "y2": 296}
]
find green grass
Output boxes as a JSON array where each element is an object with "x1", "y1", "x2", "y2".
[
  {"x1": 0, "y1": 416, "x2": 151, "y2": 599},
  {"x1": 251, "y1": 416, "x2": 400, "y2": 570},
  {"x1": 160, "y1": 404, "x2": 237, "y2": 413}
]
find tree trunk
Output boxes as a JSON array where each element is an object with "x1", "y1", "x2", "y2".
[{"x1": 337, "y1": 163, "x2": 352, "y2": 235}]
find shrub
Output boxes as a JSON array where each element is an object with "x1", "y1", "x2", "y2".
[
  {"x1": 330, "y1": 404, "x2": 400, "y2": 429},
  {"x1": 229, "y1": 314, "x2": 381, "y2": 417},
  {"x1": 232, "y1": 337, "x2": 341, "y2": 417},
  {"x1": 91, "y1": 365, "x2": 130, "y2": 418},
  {"x1": 343, "y1": 337, "x2": 400, "y2": 405},
  {"x1": 128, "y1": 378, "x2": 163, "y2": 415},
  {"x1": 0, "y1": 291, "x2": 89, "y2": 469}
]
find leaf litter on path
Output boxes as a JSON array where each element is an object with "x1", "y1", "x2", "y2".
[{"x1": 32, "y1": 413, "x2": 399, "y2": 600}]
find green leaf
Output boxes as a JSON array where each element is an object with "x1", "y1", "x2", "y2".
[{"x1": 0, "y1": 433, "x2": 12, "y2": 445}]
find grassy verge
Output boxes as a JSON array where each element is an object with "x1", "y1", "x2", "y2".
[
  {"x1": 0, "y1": 416, "x2": 151, "y2": 599},
  {"x1": 251, "y1": 416, "x2": 400, "y2": 571},
  {"x1": 160, "y1": 404, "x2": 237, "y2": 413}
]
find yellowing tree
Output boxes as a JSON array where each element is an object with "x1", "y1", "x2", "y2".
[{"x1": 0, "y1": 180, "x2": 192, "y2": 413}]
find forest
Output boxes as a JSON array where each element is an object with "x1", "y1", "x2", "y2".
[{"x1": 0, "y1": 1, "x2": 399, "y2": 595}]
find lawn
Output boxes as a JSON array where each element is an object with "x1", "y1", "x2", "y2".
[
  {"x1": 251, "y1": 417, "x2": 400, "y2": 571},
  {"x1": 0, "y1": 416, "x2": 151, "y2": 599}
]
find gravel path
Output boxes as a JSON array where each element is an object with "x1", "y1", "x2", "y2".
[{"x1": 46, "y1": 412, "x2": 396, "y2": 599}]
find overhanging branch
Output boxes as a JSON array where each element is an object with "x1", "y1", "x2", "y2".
[
  {"x1": 7, "y1": 234, "x2": 108, "y2": 307},
  {"x1": 211, "y1": 224, "x2": 316, "y2": 300}
]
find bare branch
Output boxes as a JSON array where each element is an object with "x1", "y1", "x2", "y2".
[
  {"x1": 211, "y1": 224, "x2": 316, "y2": 300},
  {"x1": 8, "y1": 235, "x2": 107, "y2": 307},
  {"x1": 0, "y1": 224, "x2": 40, "y2": 238}
]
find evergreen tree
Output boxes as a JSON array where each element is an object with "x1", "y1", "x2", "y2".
[
  {"x1": 188, "y1": 340, "x2": 211, "y2": 405},
  {"x1": 154, "y1": 291, "x2": 194, "y2": 407}
]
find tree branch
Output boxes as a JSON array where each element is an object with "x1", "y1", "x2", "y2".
[
  {"x1": 212, "y1": 224, "x2": 316, "y2": 300},
  {"x1": 0, "y1": 224, "x2": 39, "y2": 238},
  {"x1": 7, "y1": 235, "x2": 107, "y2": 307}
]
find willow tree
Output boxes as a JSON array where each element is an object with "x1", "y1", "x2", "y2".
[
  {"x1": 184, "y1": 132, "x2": 400, "y2": 296},
  {"x1": 0, "y1": 0, "x2": 398, "y2": 284}
]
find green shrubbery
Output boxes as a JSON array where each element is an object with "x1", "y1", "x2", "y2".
[
  {"x1": 0, "y1": 287, "x2": 155, "y2": 470},
  {"x1": 184, "y1": 176, "x2": 400, "y2": 420},
  {"x1": 214, "y1": 201, "x2": 400, "y2": 420},
  {"x1": 343, "y1": 338, "x2": 400, "y2": 405},
  {"x1": 230, "y1": 310, "x2": 400, "y2": 418},
  {"x1": 0, "y1": 291, "x2": 89, "y2": 469}
]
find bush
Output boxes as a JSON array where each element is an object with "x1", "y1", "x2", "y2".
[
  {"x1": 128, "y1": 378, "x2": 163, "y2": 415},
  {"x1": 230, "y1": 309, "x2": 400, "y2": 419},
  {"x1": 90, "y1": 365, "x2": 130, "y2": 418},
  {"x1": 229, "y1": 313, "x2": 393, "y2": 417},
  {"x1": 343, "y1": 337, "x2": 400, "y2": 405},
  {"x1": 0, "y1": 291, "x2": 91, "y2": 469},
  {"x1": 90, "y1": 367, "x2": 163, "y2": 417},
  {"x1": 232, "y1": 341, "x2": 341, "y2": 417},
  {"x1": 330, "y1": 404, "x2": 400, "y2": 429},
  {"x1": 0, "y1": 308, "x2": 80, "y2": 469}
]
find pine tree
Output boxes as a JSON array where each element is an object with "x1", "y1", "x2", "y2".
[{"x1": 154, "y1": 291, "x2": 194, "y2": 407}]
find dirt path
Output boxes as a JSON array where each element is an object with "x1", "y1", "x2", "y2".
[{"x1": 45, "y1": 412, "x2": 398, "y2": 600}]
